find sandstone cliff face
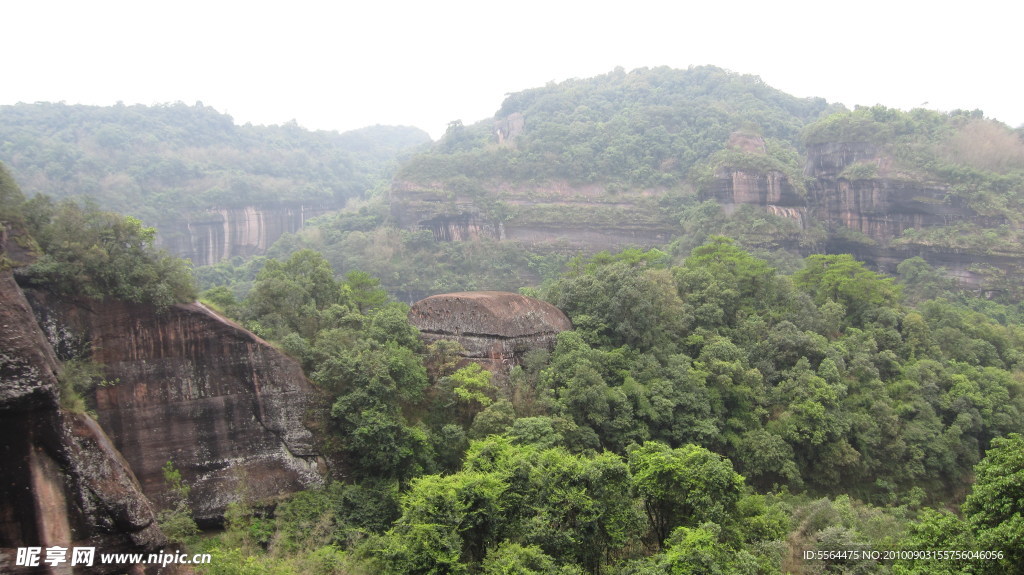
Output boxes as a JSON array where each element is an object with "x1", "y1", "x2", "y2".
[
  {"x1": 805, "y1": 142, "x2": 1022, "y2": 289},
  {"x1": 156, "y1": 203, "x2": 337, "y2": 267},
  {"x1": 703, "y1": 137, "x2": 1024, "y2": 292},
  {"x1": 711, "y1": 168, "x2": 807, "y2": 226},
  {"x1": 25, "y1": 294, "x2": 326, "y2": 524},
  {"x1": 389, "y1": 183, "x2": 503, "y2": 242},
  {"x1": 806, "y1": 142, "x2": 986, "y2": 242},
  {"x1": 1, "y1": 271, "x2": 166, "y2": 575},
  {"x1": 408, "y1": 291, "x2": 572, "y2": 369}
]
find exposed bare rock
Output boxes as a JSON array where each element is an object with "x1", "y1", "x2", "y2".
[
  {"x1": 806, "y1": 142, "x2": 984, "y2": 242},
  {"x1": 1, "y1": 271, "x2": 166, "y2": 574},
  {"x1": 494, "y1": 113, "x2": 525, "y2": 146},
  {"x1": 707, "y1": 133, "x2": 807, "y2": 228},
  {"x1": 409, "y1": 291, "x2": 571, "y2": 369},
  {"x1": 25, "y1": 294, "x2": 326, "y2": 524},
  {"x1": 389, "y1": 182, "x2": 503, "y2": 242},
  {"x1": 804, "y1": 141, "x2": 1024, "y2": 291},
  {"x1": 155, "y1": 203, "x2": 337, "y2": 267}
]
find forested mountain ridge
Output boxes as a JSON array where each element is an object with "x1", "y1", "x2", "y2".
[
  {"x1": 5, "y1": 68, "x2": 1024, "y2": 297},
  {"x1": 374, "y1": 66, "x2": 1024, "y2": 298},
  {"x1": 269, "y1": 66, "x2": 844, "y2": 298},
  {"x1": 0, "y1": 101, "x2": 430, "y2": 265},
  {"x1": 390, "y1": 66, "x2": 833, "y2": 256}
]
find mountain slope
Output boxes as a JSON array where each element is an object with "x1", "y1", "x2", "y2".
[{"x1": 0, "y1": 102, "x2": 430, "y2": 264}]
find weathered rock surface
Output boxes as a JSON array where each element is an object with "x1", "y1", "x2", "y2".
[
  {"x1": 805, "y1": 141, "x2": 1023, "y2": 290},
  {"x1": 703, "y1": 135, "x2": 1024, "y2": 292},
  {"x1": 408, "y1": 291, "x2": 572, "y2": 369},
  {"x1": 1, "y1": 270, "x2": 166, "y2": 574},
  {"x1": 155, "y1": 202, "x2": 337, "y2": 267},
  {"x1": 806, "y1": 142, "x2": 988, "y2": 242},
  {"x1": 24, "y1": 294, "x2": 327, "y2": 524}
]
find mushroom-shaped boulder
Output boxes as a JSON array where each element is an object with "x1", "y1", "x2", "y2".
[{"x1": 408, "y1": 291, "x2": 571, "y2": 368}]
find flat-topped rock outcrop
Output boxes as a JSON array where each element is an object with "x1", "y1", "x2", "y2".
[{"x1": 408, "y1": 291, "x2": 571, "y2": 368}]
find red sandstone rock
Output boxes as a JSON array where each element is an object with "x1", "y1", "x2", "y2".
[
  {"x1": 24, "y1": 294, "x2": 326, "y2": 523},
  {"x1": 1, "y1": 271, "x2": 166, "y2": 574}
]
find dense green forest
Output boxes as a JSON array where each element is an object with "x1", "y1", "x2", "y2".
[
  {"x1": 5, "y1": 64, "x2": 1024, "y2": 573},
  {"x1": 7, "y1": 148, "x2": 1024, "y2": 573},
  {"x1": 181, "y1": 237, "x2": 1024, "y2": 574},
  {"x1": 1, "y1": 163, "x2": 195, "y2": 308},
  {"x1": 400, "y1": 66, "x2": 837, "y2": 188},
  {"x1": 0, "y1": 102, "x2": 430, "y2": 224}
]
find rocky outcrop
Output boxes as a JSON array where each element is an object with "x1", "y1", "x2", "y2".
[
  {"x1": 805, "y1": 142, "x2": 1024, "y2": 290},
  {"x1": 707, "y1": 133, "x2": 807, "y2": 228},
  {"x1": 389, "y1": 183, "x2": 502, "y2": 242},
  {"x1": 494, "y1": 113, "x2": 525, "y2": 146},
  {"x1": 1, "y1": 270, "x2": 166, "y2": 574},
  {"x1": 806, "y1": 142, "x2": 987, "y2": 242},
  {"x1": 408, "y1": 291, "x2": 572, "y2": 369},
  {"x1": 25, "y1": 294, "x2": 326, "y2": 524},
  {"x1": 155, "y1": 203, "x2": 337, "y2": 267},
  {"x1": 700, "y1": 135, "x2": 1024, "y2": 293}
]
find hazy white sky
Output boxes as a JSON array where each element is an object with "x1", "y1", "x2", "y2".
[{"x1": 4, "y1": 1, "x2": 1021, "y2": 139}]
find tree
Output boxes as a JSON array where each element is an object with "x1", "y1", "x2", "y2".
[
  {"x1": 344, "y1": 269, "x2": 388, "y2": 313},
  {"x1": 793, "y1": 254, "x2": 901, "y2": 326},
  {"x1": 157, "y1": 460, "x2": 199, "y2": 545},
  {"x1": 962, "y1": 433, "x2": 1024, "y2": 572},
  {"x1": 480, "y1": 542, "x2": 562, "y2": 574},
  {"x1": 656, "y1": 523, "x2": 758, "y2": 575},
  {"x1": 546, "y1": 252, "x2": 687, "y2": 353},
  {"x1": 628, "y1": 442, "x2": 745, "y2": 547},
  {"x1": 244, "y1": 249, "x2": 345, "y2": 339},
  {"x1": 22, "y1": 198, "x2": 195, "y2": 307},
  {"x1": 0, "y1": 162, "x2": 26, "y2": 224},
  {"x1": 441, "y1": 363, "x2": 498, "y2": 426},
  {"x1": 379, "y1": 471, "x2": 507, "y2": 570}
]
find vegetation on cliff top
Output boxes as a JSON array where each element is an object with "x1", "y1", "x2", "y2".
[
  {"x1": 399, "y1": 66, "x2": 837, "y2": 190},
  {"x1": 804, "y1": 106, "x2": 1024, "y2": 265},
  {"x1": 1, "y1": 163, "x2": 196, "y2": 307}
]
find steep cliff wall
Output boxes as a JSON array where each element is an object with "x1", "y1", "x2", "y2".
[
  {"x1": 701, "y1": 137, "x2": 1024, "y2": 292},
  {"x1": 25, "y1": 294, "x2": 326, "y2": 524},
  {"x1": 1, "y1": 269, "x2": 166, "y2": 575},
  {"x1": 156, "y1": 203, "x2": 337, "y2": 267},
  {"x1": 806, "y1": 142, "x2": 985, "y2": 241},
  {"x1": 806, "y1": 142, "x2": 1022, "y2": 290},
  {"x1": 408, "y1": 291, "x2": 572, "y2": 370}
]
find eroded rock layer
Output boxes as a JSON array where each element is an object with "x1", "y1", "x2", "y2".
[{"x1": 391, "y1": 181, "x2": 677, "y2": 251}]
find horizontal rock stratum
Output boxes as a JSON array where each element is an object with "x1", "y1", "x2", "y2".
[{"x1": 409, "y1": 291, "x2": 572, "y2": 368}]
